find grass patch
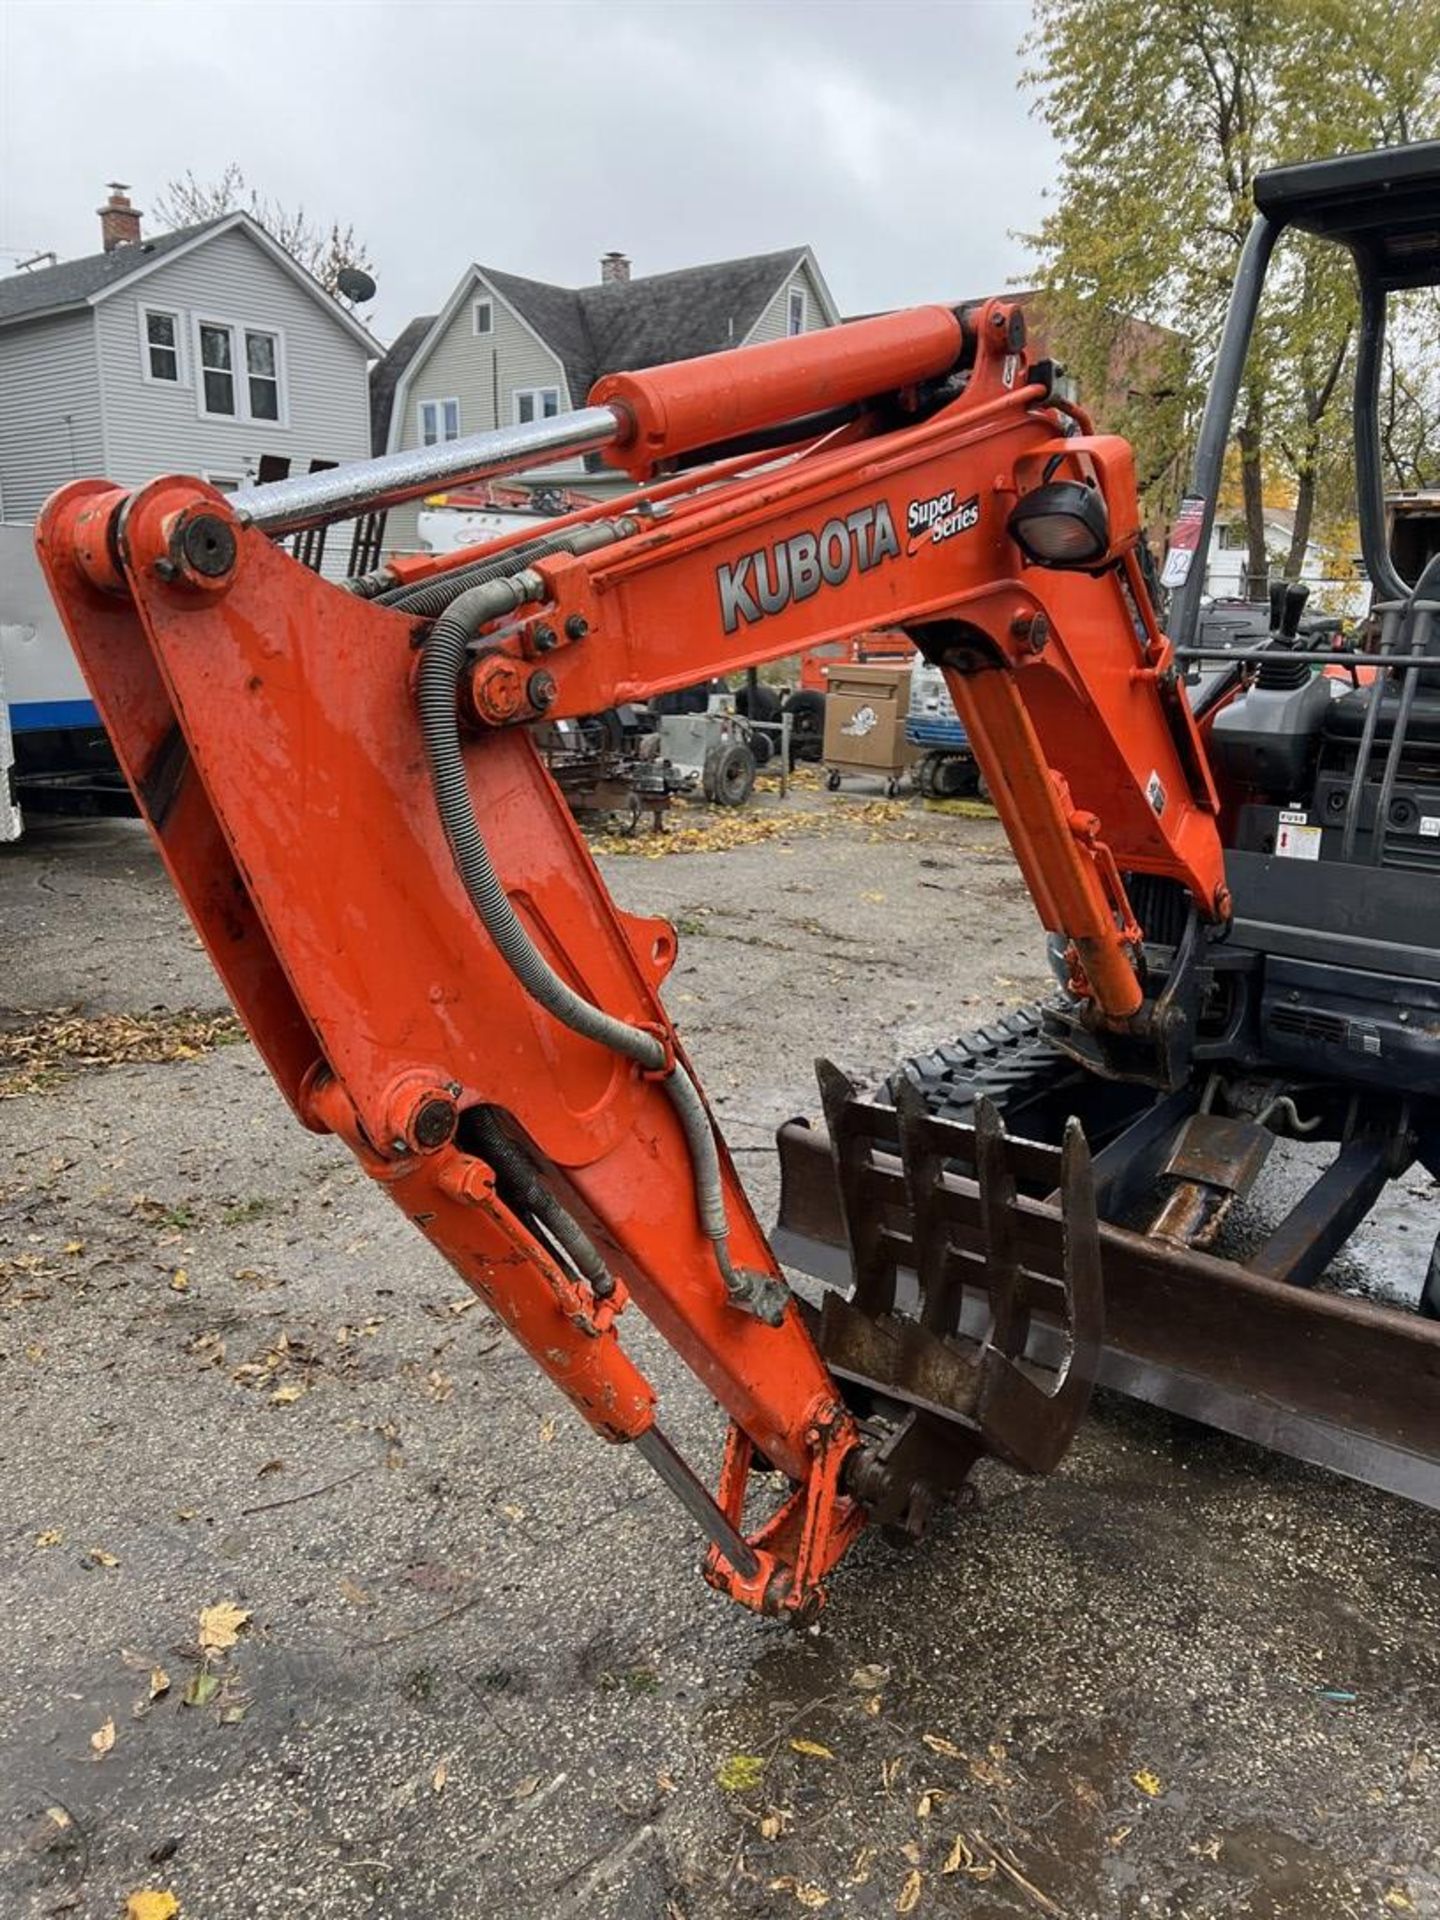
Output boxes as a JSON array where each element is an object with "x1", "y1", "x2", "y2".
[
  {"x1": 0, "y1": 1007, "x2": 247, "y2": 1099},
  {"x1": 222, "y1": 1197, "x2": 277, "y2": 1227}
]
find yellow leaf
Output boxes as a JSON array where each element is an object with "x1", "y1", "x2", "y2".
[
  {"x1": 716, "y1": 1752, "x2": 767, "y2": 1792},
  {"x1": 125, "y1": 1893, "x2": 180, "y2": 1920},
  {"x1": 88, "y1": 1547, "x2": 119, "y2": 1567},
  {"x1": 917, "y1": 1788, "x2": 946, "y2": 1818},
  {"x1": 849, "y1": 1663, "x2": 890, "y2": 1690},
  {"x1": 942, "y1": 1834, "x2": 974, "y2": 1875},
  {"x1": 45, "y1": 1807, "x2": 71, "y2": 1831},
  {"x1": 432, "y1": 1761, "x2": 448, "y2": 1793},
  {"x1": 198, "y1": 1601, "x2": 251, "y2": 1652},
  {"x1": 90, "y1": 1717, "x2": 116, "y2": 1756},
  {"x1": 64, "y1": 1240, "x2": 85, "y2": 1255},
  {"x1": 501, "y1": 1502, "x2": 526, "y2": 1522},
  {"x1": 149, "y1": 1667, "x2": 170, "y2": 1700},
  {"x1": 539, "y1": 1416, "x2": 557, "y2": 1443},
  {"x1": 896, "y1": 1867, "x2": 923, "y2": 1913},
  {"x1": 790, "y1": 1738, "x2": 834, "y2": 1759},
  {"x1": 760, "y1": 1811, "x2": 782, "y2": 1840},
  {"x1": 34, "y1": 1528, "x2": 62, "y2": 1548},
  {"x1": 922, "y1": 1732, "x2": 964, "y2": 1758},
  {"x1": 768, "y1": 1880, "x2": 829, "y2": 1910},
  {"x1": 1132, "y1": 1769, "x2": 1163, "y2": 1798},
  {"x1": 1384, "y1": 1893, "x2": 1414, "y2": 1913},
  {"x1": 170, "y1": 1269, "x2": 189, "y2": 1293},
  {"x1": 269, "y1": 1382, "x2": 305, "y2": 1405}
]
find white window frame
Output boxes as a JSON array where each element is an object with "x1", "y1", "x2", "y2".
[
  {"x1": 191, "y1": 313, "x2": 289, "y2": 427},
  {"x1": 201, "y1": 471, "x2": 246, "y2": 494},
  {"x1": 418, "y1": 397, "x2": 463, "y2": 446},
  {"x1": 513, "y1": 386, "x2": 561, "y2": 426},
  {"x1": 138, "y1": 304, "x2": 186, "y2": 386},
  {"x1": 787, "y1": 286, "x2": 807, "y2": 336},
  {"x1": 473, "y1": 298, "x2": 494, "y2": 336}
]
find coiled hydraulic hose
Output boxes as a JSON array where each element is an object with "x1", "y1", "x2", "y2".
[{"x1": 413, "y1": 529, "x2": 786, "y2": 1326}]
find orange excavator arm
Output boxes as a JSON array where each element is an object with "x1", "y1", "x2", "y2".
[{"x1": 37, "y1": 299, "x2": 1227, "y2": 1617}]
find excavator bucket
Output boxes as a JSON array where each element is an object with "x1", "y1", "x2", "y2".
[
  {"x1": 788, "y1": 1062, "x2": 1104, "y2": 1526},
  {"x1": 775, "y1": 1065, "x2": 1440, "y2": 1510}
]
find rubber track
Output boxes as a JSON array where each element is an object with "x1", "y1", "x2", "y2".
[{"x1": 887, "y1": 1002, "x2": 1081, "y2": 1126}]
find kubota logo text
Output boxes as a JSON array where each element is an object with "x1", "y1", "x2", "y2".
[{"x1": 716, "y1": 500, "x2": 901, "y2": 633}]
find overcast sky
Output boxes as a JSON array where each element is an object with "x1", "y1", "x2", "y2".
[{"x1": 0, "y1": 0, "x2": 1053, "y2": 343}]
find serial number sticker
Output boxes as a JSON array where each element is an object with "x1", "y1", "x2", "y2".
[
  {"x1": 1421, "y1": 816, "x2": 1440, "y2": 838},
  {"x1": 1275, "y1": 816, "x2": 1322, "y2": 861}
]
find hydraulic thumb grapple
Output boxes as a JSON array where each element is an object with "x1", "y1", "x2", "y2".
[{"x1": 38, "y1": 140, "x2": 1440, "y2": 1617}]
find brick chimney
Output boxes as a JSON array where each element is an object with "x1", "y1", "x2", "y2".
[
  {"x1": 98, "y1": 183, "x2": 142, "y2": 252},
  {"x1": 600, "y1": 251, "x2": 630, "y2": 285}
]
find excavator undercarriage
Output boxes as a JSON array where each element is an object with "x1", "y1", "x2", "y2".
[{"x1": 36, "y1": 139, "x2": 1440, "y2": 1616}]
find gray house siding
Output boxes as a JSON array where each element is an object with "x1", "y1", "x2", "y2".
[
  {"x1": 745, "y1": 261, "x2": 832, "y2": 346},
  {"x1": 93, "y1": 226, "x2": 372, "y2": 493},
  {"x1": 386, "y1": 273, "x2": 576, "y2": 554},
  {"x1": 0, "y1": 311, "x2": 104, "y2": 521}
]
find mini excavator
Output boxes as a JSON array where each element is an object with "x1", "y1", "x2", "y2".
[{"x1": 39, "y1": 142, "x2": 1440, "y2": 1617}]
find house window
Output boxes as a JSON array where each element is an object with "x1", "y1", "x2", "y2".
[
  {"x1": 141, "y1": 307, "x2": 181, "y2": 383},
  {"x1": 788, "y1": 287, "x2": 806, "y2": 336},
  {"x1": 194, "y1": 317, "x2": 288, "y2": 424},
  {"x1": 473, "y1": 298, "x2": 493, "y2": 336},
  {"x1": 419, "y1": 398, "x2": 462, "y2": 445},
  {"x1": 1217, "y1": 521, "x2": 1247, "y2": 550},
  {"x1": 198, "y1": 322, "x2": 237, "y2": 416},
  {"x1": 514, "y1": 387, "x2": 560, "y2": 425},
  {"x1": 203, "y1": 472, "x2": 245, "y2": 494},
  {"x1": 246, "y1": 329, "x2": 281, "y2": 421}
]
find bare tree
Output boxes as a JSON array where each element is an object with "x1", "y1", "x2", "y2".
[{"x1": 152, "y1": 165, "x2": 373, "y2": 307}]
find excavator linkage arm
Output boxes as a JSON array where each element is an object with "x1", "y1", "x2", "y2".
[{"x1": 37, "y1": 300, "x2": 1227, "y2": 1616}]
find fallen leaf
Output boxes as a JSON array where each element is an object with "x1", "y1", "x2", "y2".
[
  {"x1": 1132, "y1": 1769, "x2": 1163, "y2": 1798},
  {"x1": 942, "y1": 1834, "x2": 974, "y2": 1875},
  {"x1": 90, "y1": 1717, "x2": 116, "y2": 1756},
  {"x1": 183, "y1": 1671, "x2": 220, "y2": 1709},
  {"x1": 269, "y1": 1382, "x2": 305, "y2": 1406},
  {"x1": 900, "y1": 1842, "x2": 921, "y2": 1866},
  {"x1": 760, "y1": 1811, "x2": 782, "y2": 1840},
  {"x1": 862, "y1": 1694, "x2": 883, "y2": 1716},
  {"x1": 849, "y1": 1847, "x2": 876, "y2": 1886},
  {"x1": 850, "y1": 1663, "x2": 890, "y2": 1690},
  {"x1": 44, "y1": 1807, "x2": 71, "y2": 1831},
  {"x1": 170, "y1": 1270, "x2": 189, "y2": 1293},
  {"x1": 34, "y1": 1528, "x2": 62, "y2": 1548},
  {"x1": 922, "y1": 1732, "x2": 963, "y2": 1759},
  {"x1": 339, "y1": 1577, "x2": 371, "y2": 1607},
  {"x1": 149, "y1": 1667, "x2": 171, "y2": 1700},
  {"x1": 716, "y1": 1752, "x2": 767, "y2": 1792},
  {"x1": 896, "y1": 1867, "x2": 923, "y2": 1913},
  {"x1": 1384, "y1": 1893, "x2": 1414, "y2": 1914},
  {"x1": 64, "y1": 1239, "x2": 85, "y2": 1255},
  {"x1": 198, "y1": 1601, "x2": 251, "y2": 1652},
  {"x1": 432, "y1": 1761, "x2": 448, "y2": 1794},
  {"x1": 86, "y1": 1547, "x2": 119, "y2": 1567},
  {"x1": 125, "y1": 1895, "x2": 180, "y2": 1920},
  {"x1": 790, "y1": 1738, "x2": 834, "y2": 1760},
  {"x1": 220, "y1": 1701, "x2": 250, "y2": 1724},
  {"x1": 768, "y1": 1879, "x2": 829, "y2": 1910},
  {"x1": 917, "y1": 1788, "x2": 946, "y2": 1818},
  {"x1": 510, "y1": 1774, "x2": 542, "y2": 1800},
  {"x1": 539, "y1": 1416, "x2": 557, "y2": 1443}
]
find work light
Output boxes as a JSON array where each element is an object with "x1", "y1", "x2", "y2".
[{"x1": 1007, "y1": 480, "x2": 1111, "y2": 568}]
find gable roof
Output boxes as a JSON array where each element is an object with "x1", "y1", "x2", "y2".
[
  {"x1": 370, "y1": 313, "x2": 435, "y2": 453},
  {"x1": 0, "y1": 211, "x2": 377, "y2": 353},
  {"x1": 385, "y1": 246, "x2": 836, "y2": 450}
]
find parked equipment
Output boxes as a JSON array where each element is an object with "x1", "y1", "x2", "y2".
[
  {"x1": 906, "y1": 657, "x2": 981, "y2": 798},
  {"x1": 38, "y1": 142, "x2": 1440, "y2": 1621}
]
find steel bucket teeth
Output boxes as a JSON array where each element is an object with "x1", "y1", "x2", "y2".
[{"x1": 811, "y1": 1059, "x2": 1103, "y2": 1480}]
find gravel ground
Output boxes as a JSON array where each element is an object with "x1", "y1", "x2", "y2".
[{"x1": 2, "y1": 792, "x2": 1437, "y2": 1920}]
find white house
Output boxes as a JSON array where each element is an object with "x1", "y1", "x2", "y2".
[
  {"x1": 0, "y1": 187, "x2": 376, "y2": 529},
  {"x1": 370, "y1": 246, "x2": 840, "y2": 553},
  {"x1": 1205, "y1": 506, "x2": 1369, "y2": 620}
]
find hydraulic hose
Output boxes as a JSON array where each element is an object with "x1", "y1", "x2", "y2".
[
  {"x1": 470, "y1": 1108, "x2": 615, "y2": 1299},
  {"x1": 413, "y1": 525, "x2": 787, "y2": 1325}
]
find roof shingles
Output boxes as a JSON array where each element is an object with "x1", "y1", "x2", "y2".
[{"x1": 0, "y1": 219, "x2": 223, "y2": 326}]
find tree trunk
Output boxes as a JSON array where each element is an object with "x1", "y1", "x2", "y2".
[
  {"x1": 1285, "y1": 453, "x2": 1316, "y2": 581},
  {"x1": 1237, "y1": 402, "x2": 1268, "y2": 600}
]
